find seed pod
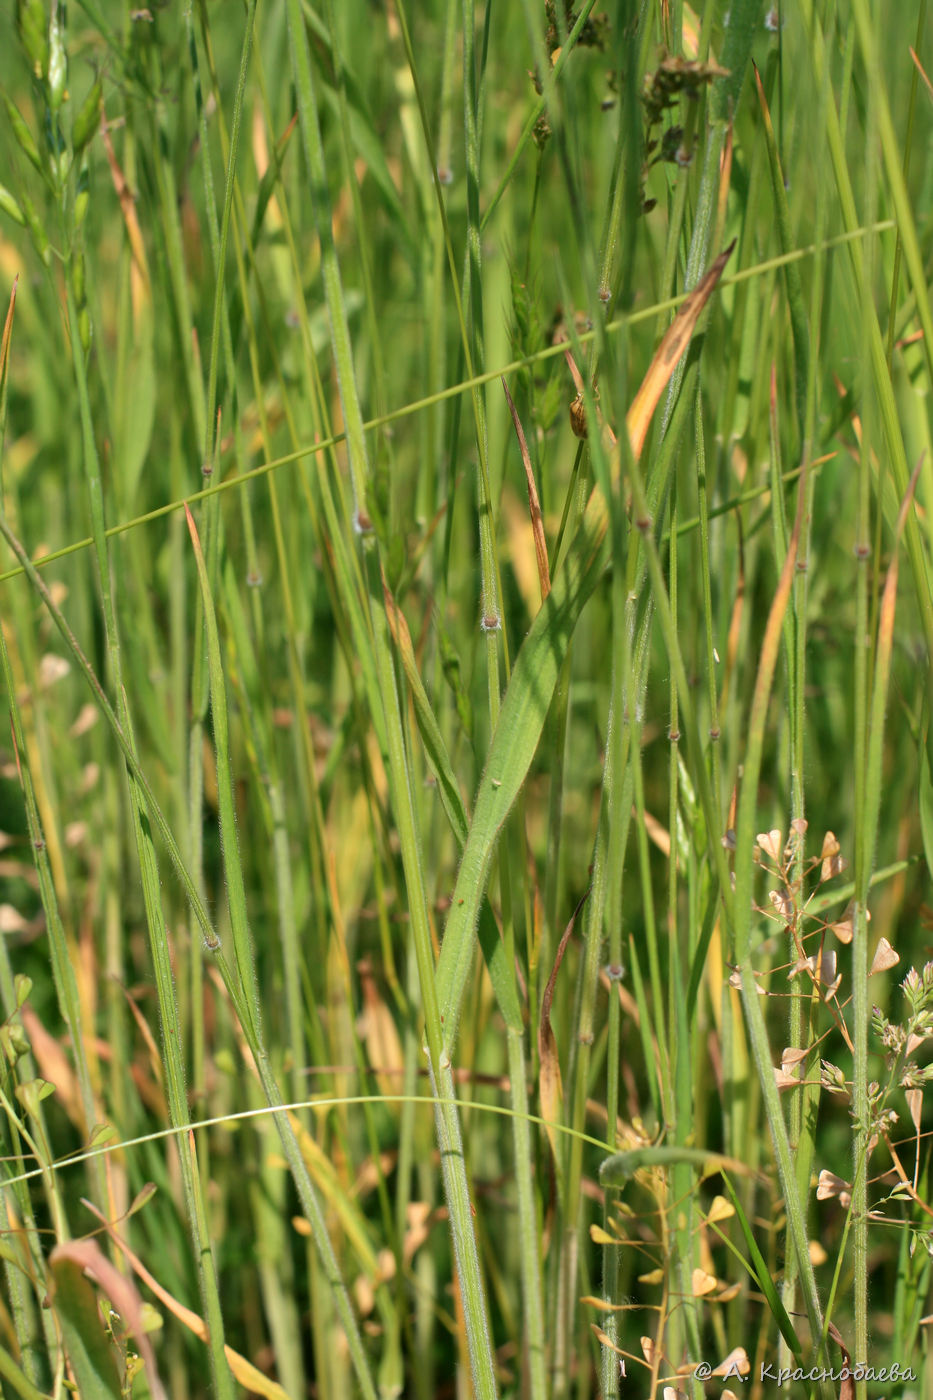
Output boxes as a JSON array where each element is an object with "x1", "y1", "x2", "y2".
[
  {"x1": 74, "y1": 164, "x2": 89, "y2": 228},
  {"x1": 0, "y1": 184, "x2": 26, "y2": 227},
  {"x1": 48, "y1": 7, "x2": 67, "y2": 115},
  {"x1": 72, "y1": 75, "x2": 102, "y2": 156},
  {"x1": 3, "y1": 96, "x2": 44, "y2": 177},
  {"x1": 72, "y1": 250, "x2": 86, "y2": 309},
  {"x1": 19, "y1": 189, "x2": 51, "y2": 265},
  {"x1": 16, "y1": 0, "x2": 49, "y2": 81}
]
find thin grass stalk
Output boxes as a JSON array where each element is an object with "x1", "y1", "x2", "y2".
[
  {"x1": 881, "y1": 0, "x2": 927, "y2": 373},
  {"x1": 283, "y1": 4, "x2": 498, "y2": 1387},
  {"x1": 800, "y1": 0, "x2": 933, "y2": 663},
  {"x1": 753, "y1": 65, "x2": 810, "y2": 454},
  {"x1": 392, "y1": 0, "x2": 506, "y2": 521},
  {"x1": 846, "y1": 467, "x2": 919, "y2": 1387},
  {"x1": 591, "y1": 302, "x2": 636, "y2": 1394},
  {"x1": 0, "y1": 296, "x2": 98, "y2": 1172},
  {"x1": 666, "y1": 479, "x2": 702, "y2": 1391},
  {"x1": 0, "y1": 505, "x2": 376, "y2": 1392},
  {"x1": 767, "y1": 347, "x2": 813, "y2": 1348},
  {"x1": 555, "y1": 800, "x2": 616, "y2": 1396},
  {"x1": 503, "y1": 1021, "x2": 548, "y2": 1399},
  {"x1": 436, "y1": 243, "x2": 735, "y2": 1049},
  {"x1": 283, "y1": 0, "x2": 369, "y2": 522},
  {"x1": 849, "y1": 83, "x2": 883, "y2": 1400},
  {"x1": 540, "y1": 447, "x2": 588, "y2": 1014},
  {"x1": 435, "y1": 0, "x2": 459, "y2": 188},
  {"x1": 456, "y1": 42, "x2": 529, "y2": 1385},
  {"x1": 628, "y1": 662, "x2": 669, "y2": 1093},
  {"x1": 621, "y1": 349, "x2": 828, "y2": 1368},
  {"x1": 227, "y1": 137, "x2": 383, "y2": 812},
  {"x1": 561, "y1": 601, "x2": 645, "y2": 1390},
  {"x1": 185, "y1": 512, "x2": 261, "y2": 1040},
  {"x1": 139, "y1": 90, "x2": 211, "y2": 1134},
  {"x1": 850, "y1": 0, "x2": 933, "y2": 400},
  {"x1": 459, "y1": 11, "x2": 547, "y2": 1382},
  {"x1": 249, "y1": 1161, "x2": 305, "y2": 1398},
  {"x1": 2, "y1": 605, "x2": 70, "y2": 921},
  {"x1": 418, "y1": 0, "x2": 456, "y2": 530},
  {"x1": 370, "y1": 552, "x2": 498, "y2": 1397},
  {"x1": 219, "y1": 242, "x2": 320, "y2": 1088},
  {"x1": 249, "y1": 65, "x2": 387, "y2": 772},
  {"x1": 787, "y1": 66, "x2": 830, "y2": 1352},
  {"x1": 178, "y1": 38, "x2": 225, "y2": 664},
  {"x1": 395, "y1": 965, "x2": 429, "y2": 1400},
  {"x1": 456, "y1": 0, "x2": 509, "y2": 732},
  {"x1": 599, "y1": 765, "x2": 634, "y2": 1395},
  {"x1": 0, "y1": 229, "x2": 902, "y2": 588},
  {"x1": 693, "y1": 391, "x2": 724, "y2": 841},
  {"x1": 321, "y1": 0, "x2": 392, "y2": 434},
  {"x1": 0, "y1": 1087, "x2": 70, "y2": 1255},
  {"x1": 489, "y1": 351, "x2": 615, "y2": 1372},
  {"x1": 0, "y1": 642, "x2": 97, "y2": 1147},
  {"x1": 221, "y1": 566, "x2": 307, "y2": 1101},
  {"x1": 660, "y1": 0, "x2": 764, "y2": 437},
  {"x1": 386, "y1": 575, "x2": 547, "y2": 1393},
  {"x1": 0, "y1": 620, "x2": 56, "y2": 1390},
  {"x1": 624, "y1": 488, "x2": 734, "y2": 920},
  {"x1": 184, "y1": 0, "x2": 258, "y2": 1053},
  {"x1": 59, "y1": 256, "x2": 235, "y2": 1392},
  {"x1": 177, "y1": 41, "x2": 219, "y2": 1142},
  {"x1": 0, "y1": 1336, "x2": 47, "y2": 1400},
  {"x1": 0, "y1": 1135, "x2": 50, "y2": 1385},
  {"x1": 724, "y1": 474, "x2": 827, "y2": 1363},
  {"x1": 847, "y1": 2, "x2": 933, "y2": 1363},
  {"x1": 190, "y1": 1, "x2": 254, "y2": 457},
  {"x1": 147, "y1": 114, "x2": 208, "y2": 456},
  {"x1": 657, "y1": 157, "x2": 718, "y2": 438},
  {"x1": 0, "y1": 520, "x2": 221, "y2": 948}
]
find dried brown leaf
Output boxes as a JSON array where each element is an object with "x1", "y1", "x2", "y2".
[{"x1": 626, "y1": 241, "x2": 735, "y2": 460}]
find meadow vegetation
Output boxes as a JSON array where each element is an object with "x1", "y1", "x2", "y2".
[{"x1": 0, "y1": 1, "x2": 931, "y2": 1397}]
